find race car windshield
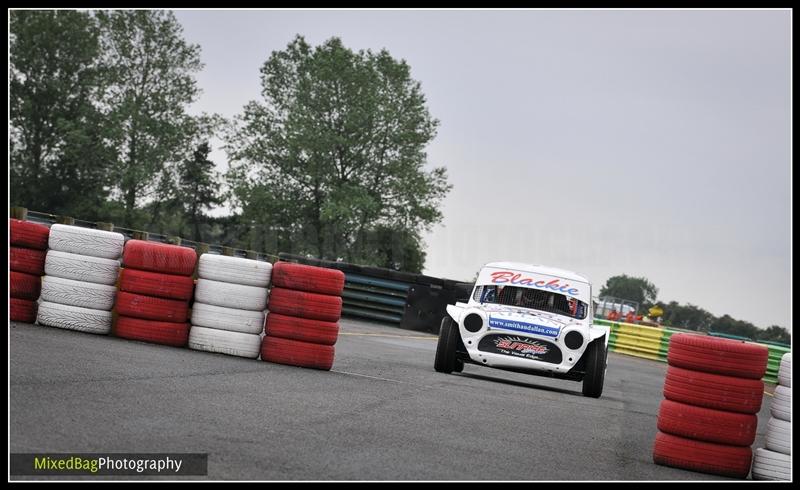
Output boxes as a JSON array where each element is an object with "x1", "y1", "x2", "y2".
[{"x1": 473, "y1": 285, "x2": 588, "y2": 320}]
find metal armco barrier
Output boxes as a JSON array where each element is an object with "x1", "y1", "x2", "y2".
[
  {"x1": 341, "y1": 273, "x2": 409, "y2": 324},
  {"x1": 595, "y1": 319, "x2": 791, "y2": 384}
]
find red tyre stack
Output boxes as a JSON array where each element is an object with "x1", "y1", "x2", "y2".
[
  {"x1": 10, "y1": 219, "x2": 50, "y2": 323},
  {"x1": 653, "y1": 333, "x2": 769, "y2": 479},
  {"x1": 114, "y1": 240, "x2": 197, "y2": 347},
  {"x1": 261, "y1": 262, "x2": 345, "y2": 370}
]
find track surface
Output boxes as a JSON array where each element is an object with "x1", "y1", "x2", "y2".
[{"x1": 9, "y1": 318, "x2": 772, "y2": 481}]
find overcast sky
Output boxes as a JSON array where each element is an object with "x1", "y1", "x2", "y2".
[{"x1": 173, "y1": 9, "x2": 791, "y2": 329}]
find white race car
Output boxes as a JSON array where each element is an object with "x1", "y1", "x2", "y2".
[{"x1": 435, "y1": 262, "x2": 610, "y2": 398}]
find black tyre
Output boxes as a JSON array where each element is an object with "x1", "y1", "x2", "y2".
[
  {"x1": 434, "y1": 316, "x2": 459, "y2": 373},
  {"x1": 453, "y1": 359, "x2": 464, "y2": 373},
  {"x1": 582, "y1": 338, "x2": 607, "y2": 398}
]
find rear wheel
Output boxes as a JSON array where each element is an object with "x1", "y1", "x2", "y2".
[
  {"x1": 434, "y1": 316, "x2": 459, "y2": 373},
  {"x1": 582, "y1": 337, "x2": 607, "y2": 398}
]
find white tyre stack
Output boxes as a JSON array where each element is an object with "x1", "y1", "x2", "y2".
[
  {"x1": 188, "y1": 254, "x2": 272, "y2": 358},
  {"x1": 37, "y1": 224, "x2": 124, "y2": 335},
  {"x1": 752, "y1": 353, "x2": 791, "y2": 480}
]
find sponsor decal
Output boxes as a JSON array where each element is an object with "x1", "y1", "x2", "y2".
[
  {"x1": 478, "y1": 334, "x2": 563, "y2": 363},
  {"x1": 496, "y1": 338, "x2": 549, "y2": 354},
  {"x1": 488, "y1": 316, "x2": 560, "y2": 337},
  {"x1": 490, "y1": 271, "x2": 580, "y2": 296}
]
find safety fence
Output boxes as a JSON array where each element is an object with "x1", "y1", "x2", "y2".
[{"x1": 594, "y1": 319, "x2": 790, "y2": 384}]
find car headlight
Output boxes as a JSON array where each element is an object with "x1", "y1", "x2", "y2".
[
  {"x1": 464, "y1": 313, "x2": 483, "y2": 332},
  {"x1": 564, "y1": 330, "x2": 584, "y2": 350}
]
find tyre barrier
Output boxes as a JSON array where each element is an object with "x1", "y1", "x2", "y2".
[
  {"x1": 751, "y1": 448, "x2": 791, "y2": 481},
  {"x1": 37, "y1": 301, "x2": 114, "y2": 335},
  {"x1": 44, "y1": 250, "x2": 121, "y2": 286},
  {"x1": 265, "y1": 313, "x2": 339, "y2": 346},
  {"x1": 276, "y1": 253, "x2": 408, "y2": 324},
  {"x1": 8, "y1": 218, "x2": 424, "y2": 373},
  {"x1": 10, "y1": 219, "x2": 50, "y2": 322},
  {"x1": 261, "y1": 336, "x2": 335, "y2": 371},
  {"x1": 10, "y1": 218, "x2": 50, "y2": 250},
  {"x1": 49, "y1": 223, "x2": 124, "y2": 259},
  {"x1": 11, "y1": 297, "x2": 37, "y2": 324},
  {"x1": 11, "y1": 246, "x2": 47, "y2": 276},
  {"x1": 764, "y1": 417, "x2": 790, "y2": 455},
  {"x1": 260, "y1": 261, "x2": 344, "y2": 370},
  {"x1": 119, "y1": 268, "x2": 195, "y2": 301},
  {"x1": 593, "y1": 319, "x2": 788, "y2": 384},
  {"x1": 114, "y1": 240, "x2": 197, "y2": 346},
  {"x1": 271, "y1": 261, "x2": 345, "y2": 296},
  {"x1": 121, "y1": 239, "x2": 196, "y2": 276},
  {"x1": 653, "y1": 431, "x2": 753, "y2": 479},
  {"x1": 188, "y1": 254, "x2": 270, "y2": 358},
  {"x1": 653, "y1": 334, "x2": 768, "y2": 479},
  {"x1": 656, "y1": 399, "x2": 757, "y2": 447},
  {"x1": 778, "y1": 352, "x2": 791, "y2": 388},
  {"x1": 115, "y1": 316, "x2": 190, "y2": 347},
  {"x1": 667, "y1": 334, "x2": 768, "y2": 380},
  {"x1": 36, "y1": 225, "x2": 123, "y2": 335},
  {"x1": 11, "y1": 271, "x2": 42, "y2": 301},
  {"x1": 752, "y1": 353, "x2": 791, "y2": 480},
  {"x1": 188, "y1": 326, "x2": 261, "y2": 359}
]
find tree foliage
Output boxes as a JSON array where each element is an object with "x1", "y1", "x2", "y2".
[
  {"x1": 226, "y1": 35, "x2": 451, "y2": 272},
  {"x1": 144, "y1": 114, "x2": 224, "y2": 240},
  {"x1": 600, "y1": 274, "x2": 788, "y2": 342},
  {"x1": 599, "y1": 274, "x2": 659, "y2": 306},
  {"x1": 96, "y1": 10, "x2": 203, "y2": 227},
  {"x1": 660, "y1": 301, "x2": 716, "y2": 332},
  {"x1": 10, "y1": 10, "x2": 113, "y2": 219},
  {"x1": 178, "y1": 141, "x2": 224, "y2": 240},
  {"x1": 757, "y1": 325, "x2": 791, "y2": 344}
]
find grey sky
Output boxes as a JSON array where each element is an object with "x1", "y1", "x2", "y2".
[{"x1": 173, "y1": 9, "x2": 791, "y2": 329}]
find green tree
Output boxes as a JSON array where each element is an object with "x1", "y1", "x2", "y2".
[
  {"x1": 708, "y1": 314, "x2": 759, "y2": 339},
  {"x1": 144, "y1": 114, "x2": 224, "y2": 240},
  {"x1": 754, "y1": 325, "x2": 791, "y2": 345},
  {"x1": 178, "y1": 141, "x2": 223, "y2": 241},
  {"x1": 661, "y1": 301, "x2": 716, "y2": 331},
  {"x1": 97, "y1": 10, "x2": 202, "y2": 227},
  {"x1": 227, "y1": 35, "x2": 450, "y2": 269},
  {"x1": 599, "y1": 274, "x2": 659, "y2": 306},
  {"x1": 360, "y1": 225, "x2": 427, "y2": 273},
  {"x1": 10, "y1": 10, "x2": 113, "y2": 217}
]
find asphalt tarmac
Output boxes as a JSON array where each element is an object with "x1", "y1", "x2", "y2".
[{"x1": 9, "y1": 318, "x2": 772, "y2": 481}]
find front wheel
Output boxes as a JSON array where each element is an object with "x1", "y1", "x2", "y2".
[
  {"x1": 582, "y1": 338, "x2": 607, "y2": 398},
  {"x1": 434, "y1": 316, "x2": 459, "y2": 373}
]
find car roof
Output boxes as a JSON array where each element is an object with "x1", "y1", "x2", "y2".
[{"x1": 483, "y1": 261, "x2": 590, "y2": 284}]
